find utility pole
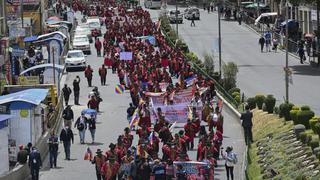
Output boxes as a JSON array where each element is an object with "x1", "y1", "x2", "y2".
[
  {"x1": 218, "y1": 3, "x2": 222, "y2": 77},
  {"x1": 52, "y1": 47, "x2": 56, "y2": 85},
  {"x1": 20, "y1": 0, "x2": 24, "y2": 28},
  {"x1": 285, "y1": 2, "x2": 289, "y2": 103},
  {"x1": 39, "y1": 0, "x2": 43, "y2": 34},
  {"x1": 175, "y1": 0, "x2": 178, "y2": 35},
  {"x1": 256, "y1": 0, "x2": 260, "y2": 18}
]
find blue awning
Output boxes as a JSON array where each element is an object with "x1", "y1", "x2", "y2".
[
  {"x1": 0, "y1": 89, "x2": 49, "y2": 106},
  {"x1": 0, "y1": 114, "x2": 11, "y2": 129},
  {"x1": 20, "y1": 63, "x2": 65, "y2": 75},
  {"x1": 24, "y1": 36, "x2": 38, "y2": 42}
]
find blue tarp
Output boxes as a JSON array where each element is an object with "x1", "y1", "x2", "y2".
[
  {"x1": 0, "y1": 89, "x2": 49, "y2": 106},
  {"x1": 81, "y1": 109, "x2": 97, "y2": 116},
  {"x1": 24, "y1": 36, "x2": 38, "y2": 42}
]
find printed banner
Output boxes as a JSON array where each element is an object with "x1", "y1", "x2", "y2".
[
  {"x1": 173, "y1": 161, "x2": 209, "y2": 174},
  {"x1": 120, "y1": 52, "x2": 133, "y2": 60},
  {"x1": 151, "y1": 105, "x2": 202, "y2": 123}
]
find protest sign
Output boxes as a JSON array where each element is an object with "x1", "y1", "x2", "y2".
[
  {"x1": 151, "y1": 105, "x2": 202, "y2": 123},
  {"x1": 173, "y1": 161, "x2": 209, "y2": 174},
  {"x1": 120, "y1": 52, "x2": 133, "y2": 60}
]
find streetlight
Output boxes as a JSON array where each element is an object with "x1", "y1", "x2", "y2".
[{"x1": 285, "y1": 1, "x2": 289, "y2": 103}]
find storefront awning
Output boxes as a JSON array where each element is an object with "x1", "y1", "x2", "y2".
[
  {"x1": 0, "y1": 89, "x2": 49, "y2": 106},
  {"x1": 20, "y1": 63, "x2": 65, "y2": 75},
  {"x1": 0, "y1": 114, "x2": 12, "y2": 129},
  {"x1": 255, "y1": 12, "x2": 277, "y2": 25}
]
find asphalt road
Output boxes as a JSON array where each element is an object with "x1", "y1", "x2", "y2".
[
  {"x1": 153, "y1": 6, "x2": 320, "y2": 114},
  {"x1": 31, "y1": 8, "x2": 246, "y2": 180}
]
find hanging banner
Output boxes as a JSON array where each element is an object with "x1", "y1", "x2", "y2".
[
  {"x1": 120, "y1": 52, "x2": 133, "y2": 60},
  {"x1": 151, "y1": 105, "x2": 202, "y2": 123},
  {"x1": 18, "y1": 76, "x2": 40, "y2": 85}
]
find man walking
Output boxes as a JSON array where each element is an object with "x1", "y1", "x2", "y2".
[
  {"x1": 73, "y1": 76, "x2": 81, "y2": 105},
  {"x1": 95, "y1": 38, "x2": 102, "y2": 57},
  {"x1": 258, "y1": 36, "x2": 265, "y2": 52},
  {"x1": 190, "y1": 13, "x2": 196, "y2": 27},
  {"x1": 60, "y1": 125, "x2": 74, "y2": 160},
  {"x1": 98, "y1": 64, "x2": 107, "y2": 86},
  {"x1": 62, "y1": 105, "x2": 74, "y2": 127},
  {"x1": 240, "y1": 105, "x2": 253, "y2": 145},
  {"x1": 74, "y1": 113, "x2": 88, "y2": 144},
  {"x1": 48, "y1": 131, "x2": 59, "y2": 168},
  {"x1": 91, "y1": 149, "x2": 106, "y2": 180},
  {"x1": 28, "y1": 147, "x2": 42, "y2": 180},
  {"x1": 264, "y1": 31, "x2": 272, "y2": 52},
  {"x1": 84, "y1": 65, "x2": 93, "y2": 87},
  {"x1": 62, "y1": 84, "x2": 72, "y2": 106}
]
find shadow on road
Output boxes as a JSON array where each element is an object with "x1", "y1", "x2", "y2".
[{"x1": 290, "y1": 65, "x2": 320, "y2": 76}]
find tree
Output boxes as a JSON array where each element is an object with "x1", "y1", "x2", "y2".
[
  {"x1": 203, "y1": 52, "x2": 215, "y2": 76},
  {"x1": 222, "y1": 62, "x2": 238, "y2": 91}
]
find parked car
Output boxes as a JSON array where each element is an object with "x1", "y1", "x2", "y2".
[
  {"x1": 87, "y1": 18, "x2": 102, "y2": 36},
  {"x1": 72, "y1": 35, "x2": 91, "y2": 55},
  {"x1": 65, "y1": 50, "x2": 87, "y2": 71},
  {"x1": 168, "y1": 10, "x2": 183, "y2": 24},
  {"x1": 184, "y1": 7, "x2": 200, "y2": 20},
  {"x1": 75, "y1": 26, "x2": 93, "y2": 43}
]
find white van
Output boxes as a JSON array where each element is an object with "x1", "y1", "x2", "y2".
[{"x1": 86, "y1": 18, "x2": 102, "y2": 35}]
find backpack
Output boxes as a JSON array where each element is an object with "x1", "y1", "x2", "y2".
[
  {"x1": 232, "y1": 153, "x2": 238, "y2": 164},
  {"x1": 77, "y1": 122, "x2": 85, "y2": 131}
]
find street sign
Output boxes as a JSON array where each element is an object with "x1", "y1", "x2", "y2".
[{"x1": 11, "y1": 48, "x2": 25, "y2": 57}]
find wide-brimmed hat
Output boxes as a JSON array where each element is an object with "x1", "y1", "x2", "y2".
[{"x1": 96, "y1": 149, "x2": 103, "y2": 154}]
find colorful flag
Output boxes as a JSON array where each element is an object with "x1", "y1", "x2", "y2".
[
  {"x1": 149, "y1": 131, "x2": 154, "y2": 145},
  {"x1": 115, "y1": 84, "x2": 125, "y2": 94},
  {"x1": 128, "y1": 109, "x2": 139, "y2": 130},
  {"x1": 188, "y1": 106, "x2": 193, "y2": 120},
  {"x1": 136, "y1": 145, "x2": 148, "y2": 158},
  {"x1": 169, "y1": 122, "x2": 177, "y2": 133},
  {"x1": 84, "y1": 147, "x2": 92, "y2": 161}
]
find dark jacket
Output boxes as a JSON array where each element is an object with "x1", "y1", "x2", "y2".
[
  {"x1": 62, "y1": 87, "x2": 72, "y2": 98},
  {"x1": 60, "y1": 128, "x2": 74, "y2": 143},
  {"x1": 17, "y1": 149, "x2": 29, "y2": 164},
  {"x1": 28, "y1": 150, "x2": 42, "y2": 168},
  {"x1": 48, "y1": 136, "x2": 59, "y2": 152},
  {"x1": 240, "y1": 110, "x2": 253, "y2": 128},
  {"x1": 62, "y1": 108, "x2": 74, "y2": 120},
  {"x1": 73, "y1": 80, "x2": 80, "y2": 92},
  {"x1": 259, "y1": 37, "x2": 265, "y2": 45}
]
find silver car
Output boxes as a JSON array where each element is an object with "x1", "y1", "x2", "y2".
[
  {"x1": 65, "y1": 50, "x2": 87, "y2": 71},
  {"x1": 184, "y1": 7, "x2": 200, "y2": 20},
  {"x1": 168, "y1": 10, "x2": 183, "y2": 24},
  {"x1": 72, "y1": 35, "x2": 91, "y2": 55}
]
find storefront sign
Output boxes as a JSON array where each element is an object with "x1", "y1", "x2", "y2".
[
  {"x1": 18, "y1": 76, "x2": 40, "y2": 85},
  {"x1": 173, "y1": 161, "x2": 209, "y2": 174},
  {"x1": 120, "y1": 52, "x2": 133, "y2": 60}
]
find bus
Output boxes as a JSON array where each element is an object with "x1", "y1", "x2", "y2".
[{"x1": 144, "y1": 0, "x2": 162, "y2": 9}]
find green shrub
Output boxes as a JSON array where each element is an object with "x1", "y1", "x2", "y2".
[
  {"x1": 274, "y1": 106, "x2": 279, "y2": 114},
  {"x1": 295, "y1": 109, "x2": 315, "y2": 129},
  {"x1": 299, "y1": 132, "x2": 308, "y2": 143},
  {"x1": 309, "y1": 116, "x2": 320, "y2": 133},
  {"x1": 262, "y1": 104, "x2": 267, "y2": 112},
  {"x1": 228, "y1": 87, "x2": 240, "y2": 95},
  {"x1": 246, "y1": 97, "x2": 256, "y2": 110},
  {"x1": 264, "y1": 94, "x2": 276, "y2": 114},
  {"x1": 279, "y1": 103, "x2": 294, "y2": 120},
  {"x1": 290, "y1": 106, "x2": 300, "y2": 123},
  {"x1": 300, "y1": 105, "x2": 310, "y2": 111},
  {"x1": 315, "y1": 122, "x2": 320, "y2": 139},
  {"x1": 234, "y1": 95, "x2": 241, "y2": 104},
  {"x1": 309, "y1": 140, "x2": 319, "y2": 150},
  {"x1": 255, "y1": 94, "x2": 265, "y2": 110},
  {"x1": 231, "y1": 92, "x2": 240, "y2": 98}
]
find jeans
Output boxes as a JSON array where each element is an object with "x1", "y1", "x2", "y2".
[
  {"x1": 74, "y1": 91, "x2": 80, "y2": 105},
  {"x1": 63, "y1": 141, "x2": 71, "y2": 159},
  {"x1": 30, "y1": 166, "x2": 39, "y2": 180},
  {"x1": 49, "y1": 150, "x2": 58, "y2": 167},
  {"x1": 89, "y1": 129, "x2": 96, "y2": 143},
  {"x1": 225, "y1": 165, "x2": 234, "y2": 180},
  {"x1": 79, "y1": 130, "x2": 86, "y2": 143}
]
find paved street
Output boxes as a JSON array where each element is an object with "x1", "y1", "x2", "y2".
[
  {"x1": 28, "y1": 8, "x2": 246, "y2": 180},
  {"x1": 152, "y1": 6, "x2": 320, "y2": 114}
]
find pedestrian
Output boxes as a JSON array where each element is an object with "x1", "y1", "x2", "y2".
[
  {"x1": 152, "y1": 159, "x2": 166, "y2": 180},
  {"x1": 62, "y1": 84, "x2": 72, "y2": 106},
  {"x1": 88, "y1": 95, "x2": 99, "y2": 111},
  {"x1": 165, "y1": 160, "x2": 175, "y2": 180},
  {"x1": 190, "y1": 13, "x2": 196, "y2": 27},
  {"x1": 184, "y1": 119, "x2": 196, "y2": 150},
  {"x1": 91, "y1": 149, "x2": 106, "y2": 180},
  {"x1": 60, "y1": 125, "x2": 74, "y2": 160},
  {"x1": 62, "y1": 105, "x2": 74, "y2": 127},
  {"x1": 127, "y1": 103, "x2": 135, "y2": 122},
  {"x1": 47, "y1": 130, "x2": 59, "y2": 168},
  {"x1": 84, "y1": 65, "x2": 93, "y2": 87},
  {"x1": 237, "y1": 12, "x2": 242, "y2": 25},
  {"x1": 264, "y1": 31, "x2": 272, "y2": 52},
  {"x1": 95, "y1": 38, "x2": 102, "y2": 57},
  {"x1": 28, "y1": 147, "x2": 42, "y2": 180},
  {"x1": 221, "y1": 146, "x2": 237, "y2": 180},
  {"x1": 73, "y1": 76, "x2": 81, "y2": 105},
  {"x1": 176, "y1": 164, "x2": 187, "y2": 180},
  {"x1": 258, "y1": 36, "x2": 265, "y2": 52},
  {"x1": 17, "y1": 145, "x2": 28, "y2": 165},
  {"x1": 298, "y1": 47, "x2": 306, "y2": 64},
  {"x1": 240, "y1": 105, "x2": 253, "y2": 145},
  {"x1": 74, "y1": 112, "x2": 88, "y2": 144},
  {"x1": 272, "y1": 38, "x2": 278, "y2": 53},
  {"x1": 101, "y1": 156, "x2": 120, "y2": 180},
  {"x1": 88, "y1": 114, "x2": 97, "y2": 144},
  {"x1": 98, "y1": 64, "x2": 107, "y2": 86}
]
